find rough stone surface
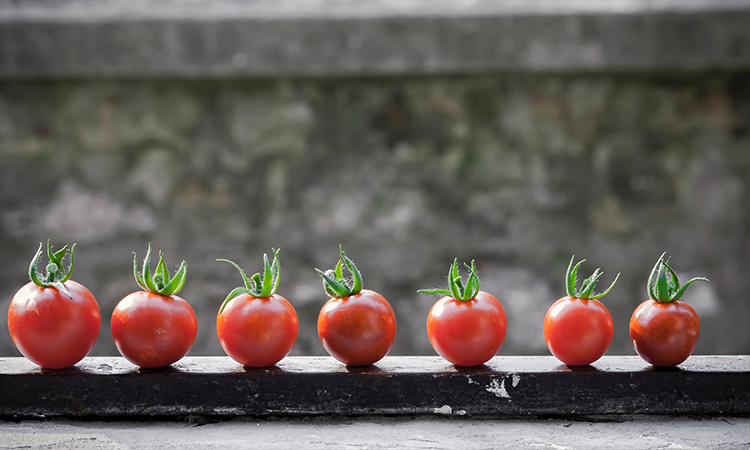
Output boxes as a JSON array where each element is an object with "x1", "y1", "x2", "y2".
[
  {"x1": 0, "y1": 73, "x2": 748, "y2": 360},
  {"x1": 2, "y1": 356, "x2": 748, "y2": 417},
  {"x1": 1, "y1": 416, "x2": 749, "y2": 449},
  {"x1": 0, "y1": 0, "x2": 748, "y2": 78}
]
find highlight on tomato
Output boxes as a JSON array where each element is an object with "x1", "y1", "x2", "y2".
[
  {"x1": 8, "y1": 241, "x2": 101, "y2": 369},
  {"x1": 216, "y1": 249, "x2": 298, "y2": 367},
  {"x1": 315, "y1": 246, "x2": 396, "y2": 366},
  {"x1": 111, "y1": 244, "x2": 197, "y2": 368},
  {"x1": 418, "y1": 259, "x2": 507, "y2": 367},
  {"x1": 543, "y1": 256, "x2": 620, "y2": 366},
  {"x1": 629, "y1": 252, "x2": 709, "y2": 367}
]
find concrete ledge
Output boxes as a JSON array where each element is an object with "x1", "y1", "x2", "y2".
[
  {"x1": 0, "y1": 0, "x2": 748, "y2": 79},
  {"x1": 1, "y1": 356, "x2": 748, "y2": 417}
]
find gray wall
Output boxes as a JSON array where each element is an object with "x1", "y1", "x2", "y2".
[{"x1": 1, "y1": 0, "x2": 748, "y2": 361}]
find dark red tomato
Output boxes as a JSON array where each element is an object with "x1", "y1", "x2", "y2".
[
  {"x1": 8, "y1": 281, "x2": 100, "y2": 369},
  {"x1": 317, "y1": 289, "x2": 396, "y2": 367},
  {"x1": 427, "y1": 291, "x2": 507, "y2": 367},
  {"x1": 630, "y1": 253, "x2": 708, "y2": 367},
  {"x1": 630, "y1": 300, "x2": 699, "y2": 367},
  {"x1": 543, "y1": 296, "x2": 614, "y2": 366},
  {"x1": 217, "y1": 293, "x2": 298, "y2": 367},
  {"x1": 111, "y1": 291, "x2": 197, "y2": 368}
]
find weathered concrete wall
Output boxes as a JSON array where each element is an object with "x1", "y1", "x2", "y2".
[
  {"x1": 0, "y1": 0, "x2": 748, "y2": 362},
  {"x1": 1, "y1": 73, "x2": 747, "y2": 359}
]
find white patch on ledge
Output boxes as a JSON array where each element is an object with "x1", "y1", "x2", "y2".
[
  {"x1": 487, "y1": 378, "x2": 510, "y2": 398},
  {"x1": 512, "y1": 374, "x2": 520, "y2": 387},
  {"x1": 466, "y1": 376, "x2": 479, "y2": 385},
  {"x1": 433, "y1": 405, "x2": 452, "y2": 414}
]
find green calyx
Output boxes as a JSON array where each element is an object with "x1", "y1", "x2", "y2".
[
  {"x1": 418, "y1": 258, "x2": 480, "y2": 302},
  {"x1": 133, "y1": 244, "x2": 187, "y2": 297},
  {"x1": 565, "y1": 255, "x2": 620, "y2": 300},
  {"x1": 217, "y1": 248, "x2": 281, "y2": 314},
  {"x1": 315, "y1": 246, "x2": 363, "y2": 298},
  {"x1": 29, "y1": 240, "x2": 76, "y2": 298},
  {"x1": 648, "y1": 252, "x2": 709, "y2": 303}
]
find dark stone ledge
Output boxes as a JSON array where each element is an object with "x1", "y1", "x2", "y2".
[
  {"x1": 0, "y1": 0, "x2": 748, "y2": 79},
  {"x1": 1, "y1": 356, "x2": 748, "y2": 417}
]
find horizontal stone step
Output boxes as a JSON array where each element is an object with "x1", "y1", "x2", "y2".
[
  {"x1": 1, "y1": 356, "x2": 747, "y2": 417},
  {"x1": 1, "y1": 0, "x2": 748, "y2": 78}
]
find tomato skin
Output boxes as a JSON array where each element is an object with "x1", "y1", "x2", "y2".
[
  {"x1": 426, "y1": 291, "x2": 507, "y2": 367},
  {"x1": 543, "y1": 296, "x2": 613, "y2": 366},
  {"x1": 317, "y1": 289, "x2": 396, "y2": 367},
  {"x1": 217, "y1": 293, "x2": 298, "y2": 367},
  {"x1": 8, "y1": 281, "x2": 101, "y2": 369},
  {"x1": 111, "y1": 291, "x2": 197, "y2": 368},
  {"x1": 629, "y1": 300, "x2": 699, "y2": 367}
]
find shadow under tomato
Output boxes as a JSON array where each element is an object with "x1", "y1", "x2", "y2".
[
  {"x1": 343, "y1": 364, "x2": 384, "y2": 375},
  {"x1": 38, "y1": 366, "x2": 86, "y2": 375},
  {"x1": 241, "y1": 365, "x2": 284, "y2": 374},
  {"x1": 558, "y1": 364, "x2": 603, "y2": 373},
  {"x1": 450, "y1": 364, "x2": 494, "y2": 374},
  {"x1": 136, "y1": 365, "x2": 183, "y2": 374},
  {"x1": 642, "y1": 365, "x2": 686, "y2": 373}
]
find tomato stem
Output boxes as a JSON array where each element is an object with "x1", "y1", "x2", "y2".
[
  {"x1": 28, "y1": 240, "x2": 76, "y2": 298},
  {"x1": 647, "y1": 252, "x2": 709, "y2": 303},
  {"x1": 217, "y1": 248, "x2": 281, "y2": 313},
  {"x1": 418, "y1": 258, "x2": 480, "y2": 301},
  {"x1": 132, "y1": 244, "x2": 187, "y2": 297},
  {"x1": 315, "y1": 246, "x2": 364, "y2": 298},
  {"x1": 565, "y1": 255, "x2": 620, "y2": 300}
]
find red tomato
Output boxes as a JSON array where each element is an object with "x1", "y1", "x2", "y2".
[
  {"x1": 420, "y1": 259, "x2": 506, "y2": 367},
  {"x1": 217, "y1": 293, "x2": 298, "y2": 367},
  {"x1": 8, "y1": 281, "x2": 100, "y2": 369},
  {"x1": 629, "y1": 253, "x2": 708, "y2": 367},
  {"x1": 543, "y1": 296, "x2": 614, "y2": 366},
  {"x1": 543, "y1": 256, "x2": 619, "y2": 366},
  {"x1": 112, "y1": 245, "x2": 196, "y2": 368},
  {"x1": 317, "y1": 289, "x2": 397, "y2": 367},
  {"x1": 427, "y1": 291, "x2": 507, "y2": 367},
  {"x1": 216, "y1": 250, "x2": 297, "y2": 367},
  {"x1": 630, "y1": 300, "x2": 700, "y2": 367},
  {"x1": 111, "y1": 291, "x2": 197, "y2": 368}
]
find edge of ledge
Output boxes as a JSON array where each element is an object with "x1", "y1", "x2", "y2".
[
  {"x1": 1, "y1": 0, "x2": 748, "y2": 79},
  {"x1": 1, "y1": 356, "x2": 748, "y2": 417}
]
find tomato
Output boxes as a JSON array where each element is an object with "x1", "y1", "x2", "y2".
[
  {"x1": 216, "y1": 250, "x2": 298, "y2": 367},
  {"x1": 420, "y1": 259, "x2": 506, "y2": 367},
  {"x1": 543, "y1": 256, "x2": 620, "y2": 366},
  {"x1": 111, "y1": 245, "x2": 196, "y2": 368},
  {"x1": 315, "y1": 247, "x2": 396, "y2": 366},
  {"x1": 543, "y1": 297, "x2": 613, "y2": 366},
  {"x1": 217, "y1": 294, "x2": 298, "y2": 367},
  {"x1": 427, "y1": 292, "x2": 507, "y2": 367},
  {"x1": 8, "y1": 242, "x2": 100, "y2": 369},
  {"x1": 111, "y1": 291, "x2": 197, "y2": 368},
  {"x1": 9, "y1": 282, "x2": 100, "y2": 369},
  {"x1": 630, "y1": 300, "x2": 699, "y2": 367},
  {"x1": 629, "y1": 253, "x2": 708, "y2": 367},
  {"x1": 318, "y1": 289, "x2": 396, "y2": 366}
]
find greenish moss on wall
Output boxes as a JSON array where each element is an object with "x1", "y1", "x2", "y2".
[{"x1": 0, "y1": 73, "x2": 747, "y2": 359}]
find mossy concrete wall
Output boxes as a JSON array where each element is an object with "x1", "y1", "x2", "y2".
[{"x1": 1, "y1": 73, "x2": 747, "y2": 359}]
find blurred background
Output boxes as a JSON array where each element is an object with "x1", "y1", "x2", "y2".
[{"x1": 0, "y1": 0, "x2": 748, "y2": 360}]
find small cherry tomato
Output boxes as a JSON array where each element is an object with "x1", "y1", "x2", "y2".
[
  {"x1": 8, "y1": 242, "x2": 100, "y2": 369},
  {"x1": 216, "y1": 250, "x2": 298, "y2": 367},
  {"x1": 111, "y1": 245, "x2": 197, "y2": 368},
  {"x1": 543, "y1": 256, "x2": 620, "y2": 366},
  {"x1": 420, "y1": 259, "x2": 507, "y2": 367},
  {"x1": 629, "y1": 253, "x2": 708, "y2": 367},
  {"x1": 316, "y1": 247, "x2": 396, "y2": 366}
]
